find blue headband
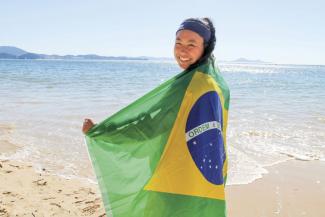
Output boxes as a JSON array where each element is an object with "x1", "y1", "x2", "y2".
[{"x1": 176, "y1": 19, "x2": 211, "y2": 43}]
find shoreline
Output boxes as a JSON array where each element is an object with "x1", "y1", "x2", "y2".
[
  {"x1": 1, "y1": 123, "x2": 324, "y2": 217},
  {"x1": 1, "y1": 158, "x2": 325, "y2": 216}
]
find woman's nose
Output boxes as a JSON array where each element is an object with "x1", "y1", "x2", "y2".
[{"x1": 179, "y1": 46, "x2": 188, "y2": 54}]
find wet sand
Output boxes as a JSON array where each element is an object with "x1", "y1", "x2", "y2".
[{"x1": 226, "y1": 160, "x2": 325, "y2": 217}]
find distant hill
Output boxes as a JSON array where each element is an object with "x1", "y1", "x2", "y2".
[
  {"x1": 0, "y1": 46, "x2": 149, "y2": 60},
  {"x1": 228, "y1": 58, "x2": 270, "y2": 64},
  {"x1": 0, "y1": 46, "x2": 27, "y2": 56},
  {"x1": 19, "y1": 53, "x2": 43, "y2": 59},
  {"x1": 0, "y1": 53, "x2": 17, "y2": 59}
]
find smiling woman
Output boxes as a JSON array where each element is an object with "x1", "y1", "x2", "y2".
[
  {"x1": 174, "y1": 17, "x2": 216, "y2": 70},
  {"x1": 83, "y1": 17, "x2": 230, "y2": 217},
  {"x1": 174, "y1": 30, "x2": 204, "y2": 69}
]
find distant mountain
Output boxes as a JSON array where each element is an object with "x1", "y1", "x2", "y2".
[
  {"x1": 0, "y1": 46, "x2": 149, "y2": 60},
  {"x1": 18, "y1": 53, "x2": 43, "y2": 59},
  {"x1": 0, "y1": 46, "x2": 27, "y2": 56},
  {"x1": 228, "y1": 58, "x2": 270, "y2": 64},
  {"x1": 0, "y1": 53, "x2": 17, "y2": 59}
]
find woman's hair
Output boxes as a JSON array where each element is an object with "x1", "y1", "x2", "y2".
[
  {"x1": 201, "y1": 18, "x2": 216, "y2": 60},
  {"x1": 182, "y1": 17, "x2": 216, "y2": 70}
]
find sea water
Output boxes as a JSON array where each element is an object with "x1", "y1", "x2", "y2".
[{"x1": 0, "y1": 59, "x2": 324, "y2": 185}]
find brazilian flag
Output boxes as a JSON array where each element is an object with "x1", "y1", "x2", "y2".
[{"x1": 85, "y1": 59, "x2": 230, "y2": 217}]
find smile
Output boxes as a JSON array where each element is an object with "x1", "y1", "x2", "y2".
[{"x1": 179, "y1": 56, "x2": 190, "y2": 62}]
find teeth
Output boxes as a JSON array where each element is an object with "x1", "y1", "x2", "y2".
[
  {"x1": 180, "y1": 57, "x2": 188, "y2": 60},
  {"x1": 180, "y1": 57, "x2": 190, "y2": 62}
]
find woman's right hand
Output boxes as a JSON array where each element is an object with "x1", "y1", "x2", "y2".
[{"x1": 82, "y1": 118, "x2": 95, "y2": 134}]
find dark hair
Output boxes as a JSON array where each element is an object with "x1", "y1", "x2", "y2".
[{"x1": 186, "y1": 17, "x2": 216, "y2": 70}]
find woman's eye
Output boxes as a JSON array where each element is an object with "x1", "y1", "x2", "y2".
[{"x1": 188, "y1": 44, "x2": 196, "y2": 47}]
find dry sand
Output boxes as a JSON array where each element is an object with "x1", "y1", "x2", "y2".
[
  {"x1": 0, "y1": 123, "x2": 106, "y2": 217},
  {"x1": 0, "y1": 160, "x2": 106, "y2": 217}
]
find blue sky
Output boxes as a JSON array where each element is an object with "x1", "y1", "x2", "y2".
[{"x1": 1, "y1": 0, "x2": 324, "y2": 64}]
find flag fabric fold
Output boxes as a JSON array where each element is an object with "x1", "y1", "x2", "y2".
[{"x1": 86, "y1": 60, "x2": 230, "y2": 217}]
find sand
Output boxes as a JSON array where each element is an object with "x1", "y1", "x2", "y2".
[
  {"x1": 0, "y1": 124, "x2": 20, "y2": 155},
  {"x1": 1, "y1": 122, "x2": 324, "y2": 217},
  {"x1": 2, "y1": 159, "x2": 325, "y2": 217},
  {"x1": 0, "y1": 160, "x2": 106, "y2": 217},
  {"x1": 226, "y1": 160, "x2": 325, "y2": 217}
]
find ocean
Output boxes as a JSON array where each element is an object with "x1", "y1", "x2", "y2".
[{"x1": 1, "y1": 59, "x2": 324, "y2": 185}]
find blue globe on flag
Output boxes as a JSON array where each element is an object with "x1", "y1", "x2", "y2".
[{"x1": 185, "y1": 91, "x2": 225, "y2": 185}]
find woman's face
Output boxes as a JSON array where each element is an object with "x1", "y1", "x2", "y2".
[{"x1": 174, "y1": 29, "x2": 205, "y2": 70}]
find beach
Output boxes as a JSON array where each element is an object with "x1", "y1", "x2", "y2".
[
  {"x1": 1, "y1": 60, "x2": 325, "y2": 216},
  {"x1": 1, "y1": 157, "x2": 325, "y2": 217}
]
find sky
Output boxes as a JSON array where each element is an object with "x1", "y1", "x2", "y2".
[{"x1": 1, "y1": 0, "x2": 325, "y2": 65}]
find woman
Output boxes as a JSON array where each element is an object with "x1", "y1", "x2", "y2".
[
  {"x1": 83, "y1": 17, "x2": 217, "y2": 134},
  {"x1": 174, "y1": 17, "x2": 216, "y2": 71},
  {"x1": 84, "y1": 18, "x2": 230, "y2": 217}
]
